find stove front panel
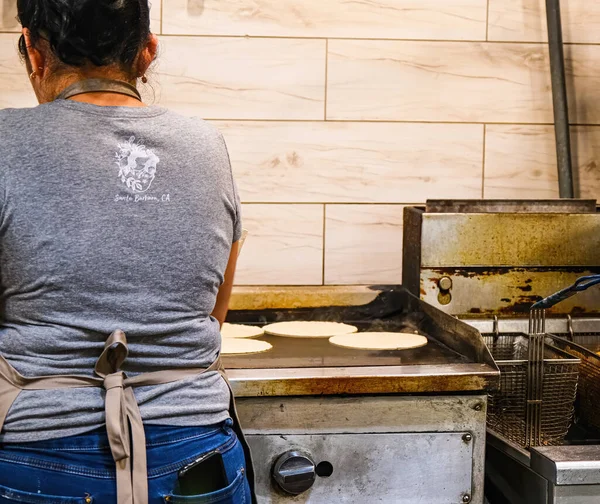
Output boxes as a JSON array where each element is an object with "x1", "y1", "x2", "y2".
[
  {"x1": 238, "y1": 395, "x2": 487, "y2": 504},
  {"x1": 247, "y1": 432, "x2": 473, "y2": 503}
]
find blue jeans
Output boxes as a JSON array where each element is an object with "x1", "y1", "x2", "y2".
[{"x1": 0, "y1": 420, "x2": 251, "y2": 503}]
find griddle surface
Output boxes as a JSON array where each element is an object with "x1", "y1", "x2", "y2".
[
  {"x1": 224, "y1": 288, "x2": 479, "y2": 370},
  {"x1": 222, "y1": 332, "x2": 468, "y2": 369}
]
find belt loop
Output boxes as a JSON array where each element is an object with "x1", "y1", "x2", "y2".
[{"x1": 221, "y1": 418, "x2": 233, "y2": 434}]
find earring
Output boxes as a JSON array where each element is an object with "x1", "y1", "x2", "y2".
[
  {"x1": 30, "y1": 66, "x2": 43, "y2": 80},
  {"x1": 141, "y1": 75, "x2": 148, "y2": 84}
]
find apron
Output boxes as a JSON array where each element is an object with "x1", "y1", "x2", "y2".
[
  {"x1": 0, "y1": 79, "x2": 257, "y2": 504},
  {"x1": 0, "y1": 330, "x2": 257, "y2": 504}
]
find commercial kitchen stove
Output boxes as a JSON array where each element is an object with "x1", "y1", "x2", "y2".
[
  {"x1": 224, "y1": 286, "x2": 499, "y2": 504},
  {"x1": 403, "y1": 200, "x2": 600, "y2": 504}
]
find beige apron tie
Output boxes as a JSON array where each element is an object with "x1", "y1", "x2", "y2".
[{"x1": 0, "y1": 330, "x2": 242, "y2": 504}]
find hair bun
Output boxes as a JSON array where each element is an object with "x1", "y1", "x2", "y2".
[{"x1": 17, "y1": 0, "x2": 150, "y2": 70}]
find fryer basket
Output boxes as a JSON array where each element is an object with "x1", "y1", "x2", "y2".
[
  {"x1": 483, "y1": 333, "x2": 579, "y2": 447},
  {"x1": 548, "y1": 334, "x2": 600, "y2": 433}
]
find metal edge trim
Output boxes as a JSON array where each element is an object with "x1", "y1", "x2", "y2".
[
  {"x1": 487, "y1": 429, "x2": 531, "y2": 467},
  {"x1": 227, "y1": 364, "x2": 500, "y2": 397}
]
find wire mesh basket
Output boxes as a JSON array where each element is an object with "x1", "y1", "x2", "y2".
[
  {"x1": 483, "y1": 333, "x2": 580, "y2": 447},
  {"x1": 547, "y1": 334, "x2": 600, "y2": 432}
]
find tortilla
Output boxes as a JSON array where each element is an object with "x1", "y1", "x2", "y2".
[
  {"x1": 221, "y1": 323, "x2": 264, "y2": 339},
  {"x1": 221, "y1": 338, "x2": 272, "y2": 355},
  {"x1": 263, "y1": 321, "x2": 358, "y2": 338},
  {"x1": 329, "y1": 332, "x2": 428, "y2": 351}
]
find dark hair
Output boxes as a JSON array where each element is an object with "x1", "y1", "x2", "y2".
[{"x1": 17, "y1": 0, "x2": 150, "y2": 72}]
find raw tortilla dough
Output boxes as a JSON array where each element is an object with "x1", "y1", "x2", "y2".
[
  {"x1": 221, "y1": 338, "x2": 272, "y2": 355},
  {"x1": 221, "y1": 323, "x2": 264, "y2": 339},
  {"x1": 329, "y1": 332, "x2": 428, "y2": 351},
  {"x1": 263, "y1": 321, "x2": 358, "y2": 338}
]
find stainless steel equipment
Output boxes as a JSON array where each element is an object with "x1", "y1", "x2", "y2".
[
  {"x1": 527, "y1": 309, "x2": 549, "y2": 448},
  {"x1": 486, "y1": 429, "x2": 600, "y2": 504},
  {"x1": 480, "y1": 319, "x2": 600, "y2": 504},
  {"x1": 224, "y1": 286, "x2": 499, "y2": 503},
  {"x1": 550, "y1": 335, "x2": 600, "y2": 432},
  {"x1": 402, "y1": 199, "x2": 600, "y2": 316},
  {"x1": 483, "y1": 332, "x2": 579, "y2": 447},
  {"x1": 402, "y1": 200, "x2": 600, "y2": 504},
  {"x1": 522, "y1": 276, "x2": 600, "y2": 443}
]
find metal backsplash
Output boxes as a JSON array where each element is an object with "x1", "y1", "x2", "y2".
[{"x1": 403, "y1": 201, "x2": 600, "y2": 317}]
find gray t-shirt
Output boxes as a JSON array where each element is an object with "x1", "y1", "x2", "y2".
[{"x1": 0, "y1": 100, "x2": 241, "y2": 442}]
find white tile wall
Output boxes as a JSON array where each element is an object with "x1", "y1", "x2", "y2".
[
  {"x1": 0, "y1": 0, "x2": 18, "y2": 31},
  {"x1": 162, "y1": 0, "x2": 487, "y2": 40},
  {"x1": 157, "y1": 36, "x2": 326, "y2": 120},
  {"x1": 235, "y1": 204, "x2": 324, "y2": 285},
  {"x1": 215, "y1": 121, "x2": 483, "y2": 203},
  {"x1": 488, "y1": 0, "x2": 600, "y2": 43},
  {"x1": 325, "y1": 205, "x2": 404, "y2": 285},
  {"x1": 0, "y1": 34, "x2": 36, "y2": 109},
  {"x1": 1, "y1": 0, "x2": 600, "y2": 285},
  {"x1": 328, "y1": 40, "x2": 600, "y2": 124},
  {"x1": 485, "y1": 125, "x2": 600, "y2": 200}
]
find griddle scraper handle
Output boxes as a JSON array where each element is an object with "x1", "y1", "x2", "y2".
[{"x1": 531, "y1": 274, "x2": 600, "y2": 310}]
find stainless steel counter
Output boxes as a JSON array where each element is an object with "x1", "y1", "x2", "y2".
[
  {"x1": 531, "y1": 445, "x2": 600, "y2": 486},
  {"x1": 486, "y1": 431, "x2": 600, "y2": 504}
]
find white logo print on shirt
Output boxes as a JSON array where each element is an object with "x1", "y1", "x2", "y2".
[{"x1": 115, "y1": 136, "x2": 160, "y2": 193}]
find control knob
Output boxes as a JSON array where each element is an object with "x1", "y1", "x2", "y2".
[{"x1": 273, "y1": 450, "x2": 316, "y2": 495}]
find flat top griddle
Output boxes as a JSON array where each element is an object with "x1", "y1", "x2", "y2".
[
  {"x1": 223, "y1": 327, "x2": 468, "y2": 369},
  {"x1": 224, "y1": 287, "x2": 499, "y2": 397}
]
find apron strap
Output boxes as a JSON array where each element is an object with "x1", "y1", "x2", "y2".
[
  {"x1": 218, "y1": 368, "x2": 258, "y2": 504},
  {"x1": 0, "y1": 380, "x2": 21, "y2": 434},
  {"x1": 0, "y1": 354, "x2": 25, "y2": 430}
]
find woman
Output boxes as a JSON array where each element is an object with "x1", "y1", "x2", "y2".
[{"x1": 0, "y1": 0, "x2": 253, "y2": 503}]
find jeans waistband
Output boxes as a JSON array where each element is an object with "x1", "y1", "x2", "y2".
[{"x1": 3, "y1": 421, "x2": 233, "y2": 452}]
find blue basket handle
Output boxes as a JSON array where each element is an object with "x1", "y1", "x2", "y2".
[{"x1": 531, "y1": 274, "x2": 600, "y2": 310}]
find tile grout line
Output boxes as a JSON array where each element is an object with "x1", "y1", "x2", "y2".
[
  {"x1": 160, "y1": 0, "x2": 164, "y2": 35},
  {"x1": 322, "y1": 204, "x2": 327, "y2": 286},
  {"x1": 207, "y1": 119, "x2": 600, "y2": 126},
  {"x1": 239, "y1": 202, "x2": 427, "y2": 206},
  {"x1": 236, "y1": 283, "x2": 358, "y2": 287},
  {"x1": 0, "y1": 30, "x2": 598, "y2": 45},
  {"x1": 481, "y1": 124, "x2": 487, "y2": 197},
  {"x1": 124, "y1": 33, "x2": 600, "y2": 45},
  {"x1": 152, "y1": 35, "x2": 600, "y2": 46},
  {"x1": 235, "y1": 283, "x2": 381, "y2": 287},
  {"x1": 486, "y1": 0, "x2": 490, "y2": 41},
  {"x1": 324, "y1": 39, "x2": 329, "y2": 121}
]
